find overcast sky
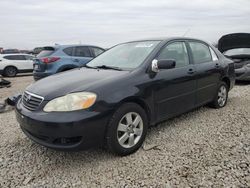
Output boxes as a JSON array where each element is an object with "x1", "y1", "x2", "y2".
[{"x1": 1, "y1": 0, "x2": 250, "y2": 49}]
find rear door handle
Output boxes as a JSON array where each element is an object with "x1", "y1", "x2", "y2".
[{"x1": 188, "y1": 68, "x2": 195, "y2": 74}]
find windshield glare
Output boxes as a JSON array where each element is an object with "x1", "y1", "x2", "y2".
[{"x1": 87, "y1": 41, "x2": 160, "y2": 69}]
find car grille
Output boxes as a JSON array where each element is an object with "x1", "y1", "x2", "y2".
[{"x1": 22, "y1": 91, "x2": 44, "y2": 111}]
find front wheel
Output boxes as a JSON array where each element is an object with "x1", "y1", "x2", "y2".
[
  {"x1": 106, "y1": 103, "x2": 148, "y2": 156},
  {"x1": 210, "y1": 82, "x2": 228, "y2": 108}
]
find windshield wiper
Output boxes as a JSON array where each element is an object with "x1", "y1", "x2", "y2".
[
  {"x1": 83, "y1": 64, "x2": 97, "y2": 69},
  {"x1": 95, "y1": 65, "x2": 123, "y2": 71}
]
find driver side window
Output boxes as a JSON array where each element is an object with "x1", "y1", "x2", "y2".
[{"x1": 157, "y1": 42, "x2": 189, "y2": 68}]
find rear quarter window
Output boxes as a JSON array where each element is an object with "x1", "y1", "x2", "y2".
[
  {"x1": 63, "y1": 47, "x2": 74, "y2": 56},
  {"x1": 91, "y1": 47, "x2": 104, "y2": 57}
]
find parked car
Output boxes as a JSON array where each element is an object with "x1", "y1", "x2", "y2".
[
  {"x1": 15, "y1": 37, "x2": 235, "y2": 156},
  {"x1": 33, "y1": 45, "x2": 105, "y2": 80},
  {"x1": 218, "y1": 33, "x2": 250, "y2": 81},
  {"x1": 2, "y1": 49, "x2": 20, "y2": 54},
  {"x1": 32, "y1": 47, "x2": 44, "y2": 56},
  {"x1": 0, "y1": 54, "x2": 34, "y2": 77}
]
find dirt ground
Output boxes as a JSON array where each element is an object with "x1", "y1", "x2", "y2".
[{"x1": 0, "y1": 75, "x2": 249, "y2": 187}]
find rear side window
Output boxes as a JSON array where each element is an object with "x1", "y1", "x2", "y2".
[
  {"x1": 74, "y1": 46, "x2": 91, "y2": 57},
  {"x1": 91, "y1": 47, "x2": 104, "y2": 57},
  {"x1": 63, "y1": 47, "x2": 74, "y2": 56},
  {"x1": 4, "y1": 55, "x2": 26, "y2": 60},
  {"x1": 37, "y1": 47, "x2": 55, "y2": 58},
  {"x1": 24, "y1": 55, "x2": 34, "y2": 60},
  {"x1": 189, "y1": 42, "x2": 212, "y2": 64}
]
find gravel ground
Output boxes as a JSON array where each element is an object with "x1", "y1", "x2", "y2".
[{"x1": 0, "y1": 75, "x2": 250, "y2": 187}]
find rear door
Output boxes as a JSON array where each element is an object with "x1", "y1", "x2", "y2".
[
  {"x1": 24, "y1": 55, "x2": 34, "y2": 70},
  {"x1": 72, "y1": 46, "x2": 93, "y2": 66},
  {"x1": 187, "y1": 40, "x2": 221, "y2": 106}
]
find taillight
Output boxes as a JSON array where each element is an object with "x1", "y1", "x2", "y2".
[{"x1": 41, "y1": 57, "x2": 60, "y2": 64}]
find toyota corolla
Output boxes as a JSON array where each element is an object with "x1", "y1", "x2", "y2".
[{"x1": 15, "y1": 37, "x2": 235, "y2": 156}]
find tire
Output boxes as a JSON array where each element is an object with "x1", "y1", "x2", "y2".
[
  {"x1": 106, "y1": 103, "x2": 148, "y2": 156},
  {"x1": 210, "y1": 82, "x2": 228, "y2": 109},
  {"x1": 3, "y1": 66, "x2": 17, "y2": 77}
]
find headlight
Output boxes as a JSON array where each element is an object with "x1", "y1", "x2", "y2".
[
  {"x1": 247, "y1": 63, "x2": 250, "y2": 67},
  {"x1": 43, "y1": 92, "x2": 97, "y2": 112}
]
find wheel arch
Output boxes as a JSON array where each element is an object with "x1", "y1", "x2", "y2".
[
  {"x1": 221, "y1": 76, "x2": 230, "y2": 89},
  {"x1": 117, "y1": 96, "x2": 152, "y2": 126}
]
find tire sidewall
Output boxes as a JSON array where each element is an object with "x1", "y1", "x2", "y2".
[{"x1": 106, "y1": 103, "x2": 148, "y2": 156}]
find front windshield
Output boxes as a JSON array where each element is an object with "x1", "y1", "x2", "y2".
[
  {"x1": 87, "y1": 41, "x2": 161, "y2": 69},
  {"x1": 224, "y1": 48, "x2": 250, "y2": 56}
]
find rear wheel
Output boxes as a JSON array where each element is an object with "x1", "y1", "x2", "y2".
[
  {"x1": 106, "y1": 103, "x2": 148, "y2": 156},
  {"x1": 210, "y1": 82, "x2": 228, "y2": 108},
  {"x1": 3, "y1": 66, "x2": 17, "y2": 77}
]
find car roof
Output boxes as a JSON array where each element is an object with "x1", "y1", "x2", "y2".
[
  {"x1": 44, "y1": 44, "x2": 104, "y2": 49},
  {"x1": 127, "y1": 37, "x2": 208, "y2": 43}
]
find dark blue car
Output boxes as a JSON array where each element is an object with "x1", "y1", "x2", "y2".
[{"x1": 33, "y1": 45, "x2": 105, "y2": 80}]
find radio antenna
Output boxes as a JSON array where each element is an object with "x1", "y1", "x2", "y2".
[{"x1": 182, "y1": 28, "x2": 190, "y2": 37}]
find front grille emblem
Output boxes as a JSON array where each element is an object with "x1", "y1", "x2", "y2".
[{"x1": 26, "y1": 94, "x2": 32, "y2": 102}]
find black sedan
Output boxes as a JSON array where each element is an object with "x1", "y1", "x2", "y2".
[
  {"x1": 218, "y1": 33, "x2": 250, "y2": 81},
  {"x1": 15, "y1": 37, "x2": 235, "y2": 156}
]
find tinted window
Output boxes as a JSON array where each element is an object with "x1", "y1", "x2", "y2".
[
  {"x1": 158, "y1": 42, "x2": 189, "y2": 68},
  {"x1": 189, "y1": 42, "x2": 212, "y2": 64},
  {"x1": 91, "y1": 47, "x2": 104, "y2": 57},
  {"x1": 25, "y1": 55, "x2": 34, "y2": 60},
  {"x1": 74, "y1": 46, "x2": 91, "y2": 57},
  {"x1": 63, "y1": 47, "x2": 74, "y2": 56},
  {"x1": 4, "y1": 55, "x2": 26, "y2": 60}
]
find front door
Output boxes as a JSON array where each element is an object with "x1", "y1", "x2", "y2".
[{"x1": 153, "y1": 41, "x2": 196, "y2": 121}]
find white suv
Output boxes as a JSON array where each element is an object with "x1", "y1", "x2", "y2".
[{"x1": 0, "y1": 54, "x2": 34, "y2": 77}]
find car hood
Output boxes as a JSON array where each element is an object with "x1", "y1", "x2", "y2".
[
  {"x1": 26, "y1": 68, "x2": 129, "y2": 100},
  {"x1": 218, "y1": 33, "x2": 250, "y2": 53}
]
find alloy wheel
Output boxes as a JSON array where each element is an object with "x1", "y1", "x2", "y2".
[
  {"x1": 218, "y1": 85, "x2": 227, "y2": 107},
  {"x1": 117, "y1": 112, "x2": 143, "y2": 148}
]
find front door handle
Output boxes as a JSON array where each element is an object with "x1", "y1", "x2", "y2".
[
  {"x1": 73, "y1": 59, "x2": 79, "y2": 62},
  {"x1": 187, "y1": 68, "x2": 195, "y2": 74}
]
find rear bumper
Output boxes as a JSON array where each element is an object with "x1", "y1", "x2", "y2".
[
  {"x1": 235, "y1": 66, "x2": 250, "y2": 81},
  {"x1": 15, "y1": 100, "x2": 112, "y2": 150}
]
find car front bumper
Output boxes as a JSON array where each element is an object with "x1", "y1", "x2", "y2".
[
  {"x1": 235, "y1": 66, "x2": 250, "y2": 81},
  {"x1": 15, "y1": 100, "x2": 112, "y2": 150}
]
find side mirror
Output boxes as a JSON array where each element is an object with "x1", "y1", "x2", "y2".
[{"x1": 151, "y1": 59, "x2": 176, "y2": 73}]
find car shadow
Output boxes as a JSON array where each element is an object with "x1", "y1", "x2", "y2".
[{"x1": 235, "y1": 80, "x2": 250, "y2": 85}]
